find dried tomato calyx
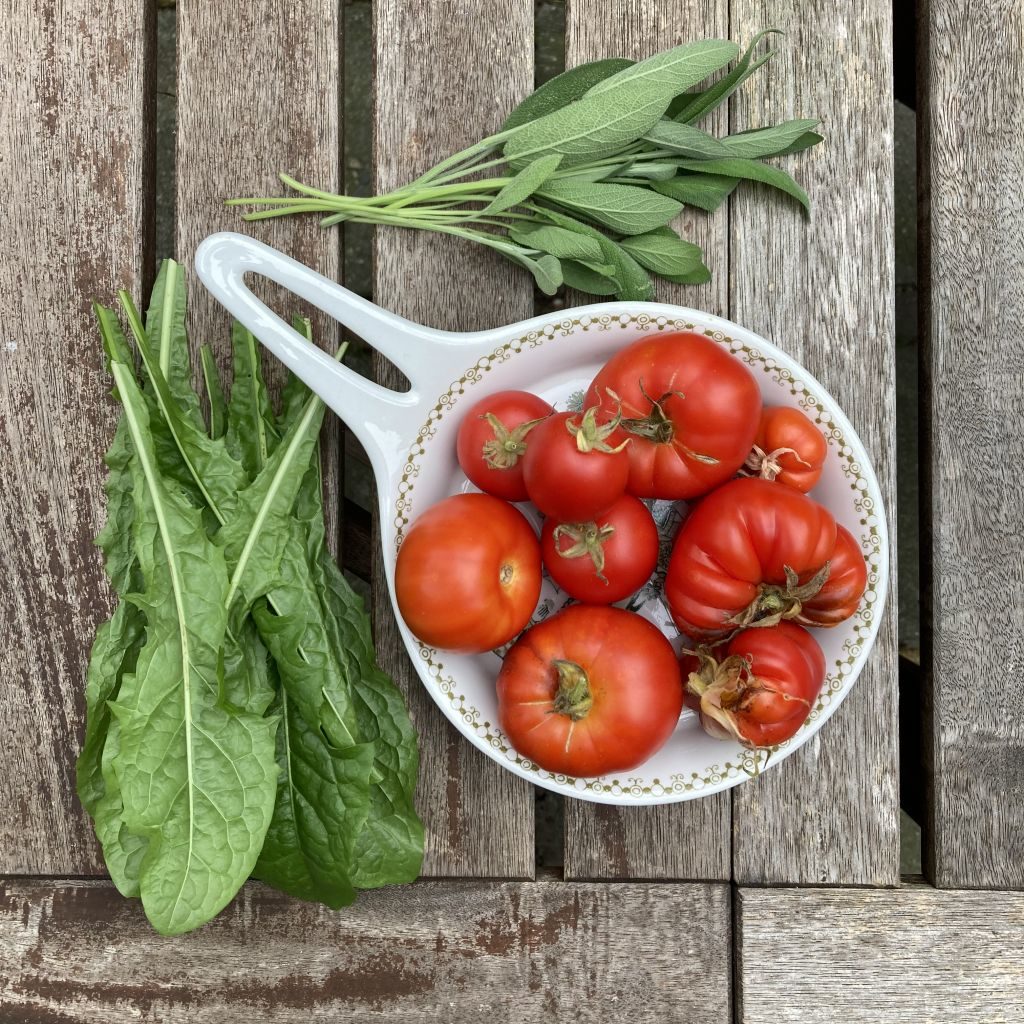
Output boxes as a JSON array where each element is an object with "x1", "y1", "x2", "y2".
[
  {"x1": 683, "y1": 649, "x2": 753, "y2": 744},
  {"x1": 566, "y1": 403, "x2": 629, "y2": 454},
  {"x1": 728, "y1": 561, "x2": 831, "y2": 630},
  {"x1": 551, "y1": 659, "x2": 594, "y2": 721},
  {"x1": 551, "y1": 521, "x2": 616, "y2": 581},
  {"x1": 742, "y1": 444, "x2": 810, "y2": 481},
  {"x1": 480, "y1": 412, "x2": 548, "y2": 470},
  {"x1": 615, "y1": 383, "x2": 718, "y2": 464}
]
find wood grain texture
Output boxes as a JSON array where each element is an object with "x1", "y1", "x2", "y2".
[
  {"x1": 176, "y1": 0, "x2": 343, "y2": 553},
  {"x1": 372, "y1": 0, "x2": 536, "y2": 877},
  {"x1": 920, "y1": 0, "x2": 1024, "y2": 888},
  {"x1": 728, "y1": 0, "x2": 900, "y2": 885},
  {"x1": 0, "y1": 0, "x2": 153, "y2": 873},
  {"x1": 737, "y1": 886, "x2": 1024, "y2": 1023},
  {"x1": 563, "y1": 0, "x2": 731, "y2": 883},
  {"x1": 0, "y1": 877, "x2": 731, "y2": 1023}
]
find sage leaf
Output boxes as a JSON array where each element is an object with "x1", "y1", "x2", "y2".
[
  {"x1": 722, "y1": 118, "x2": 820, "y2": 159},
  {"x1": 227, "y1": 322, "x2": 281, "y2": 480},
  {"x1": 653, "y1": 173, "x2": 740, "y2": 212},
  {"x1": 483, "y1": 153, "x2": 562, "y2": 215},
  {"x1": 523, "y1": 253, "x2": 563, "y2": 295},
  {"x1": 199, "y1": 344, "x2": 228, "y2": 440},
  {"x1": 660, "y1": 264, "x2": 714, "y2": 285},
  {"x1": 537, "y1": 179, "x2": 682, "y2": 235},
  {"x1": 509, "y1": 224, "x2": 605, "y2": 263},
  {"x1": 612, "y1": 160, "x2": 682, "y2": 182},
  {"x1": 672, "y1": 29, "x2": 782, "y2": 125},
  {"x1": 672, "y1": 156, "x2": 810, "y2": 211},
  {"x1": 108, "y1": 364, "x2": 277, "y2": 936},
  {"x1": 501, "y1": 57, "x2": 633, "y2": 131},
  {"x1": 561, "y1": 261, "x2": 621, "y2": 295},
  {"x1": 587, "y1": 39, "x2": 739, "y2": 98},
  {"x1": 644, "y1": 120, "x2": 731, "y2": 159},
  {"x1": 619, "y1": 227, "x2": 708, "y2": 277},
  {"x1": 772, "y1": 131, "x2": 825, "y2": 157}
]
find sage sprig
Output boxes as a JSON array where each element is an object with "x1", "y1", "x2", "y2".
[{"x1": 230, "y1": 33, "x2": 822, "y2": 301}]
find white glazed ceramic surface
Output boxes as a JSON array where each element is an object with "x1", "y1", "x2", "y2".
[{"x1": 195, "y1": 232, "x2": 889, "y2": 806}]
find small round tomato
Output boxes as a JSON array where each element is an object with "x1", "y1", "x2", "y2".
[
  {"x1": 522, "y1": 407, "x2": 629, "y2": 522},
  {"x1": 456, "y1": 390, "x2": 554, "y2": 501},
  {"x1": 497, "y1": 605, "x2": 683, "y2": 777},
  {"x1": 586, "y1": 331, "x2": 762, "y2": 499},
  {"x1": 541, "y1": 495, "x2": 658, "y2": 604},
  {"x1": 665, "y1": 477, "x2": 866, "y2": 641},
  {"x1": 395, "y1": 493, "x2": 541, "y2": 653},
  {"x1": 744, "y1": 406, "x2": 827, "y2": 492},
  {"x1": 681, "y1": 621, "x2": 826, "y2": 748}
]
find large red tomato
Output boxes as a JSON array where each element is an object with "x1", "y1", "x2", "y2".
[
  {"x1": 497, "y1": 605, "x2": 683, "y2": 777},
  {"x1": 540, "y1": 494, "x2": 658, "y2": 604},
  {"x1": 665, "y1": 477, "x2": 866, "y2": 640},
  {"x1": 586, "y1": 331, "x2": 762, "y2": 499},
  {"x1": 395, "y1": 493, "x2": 541, "y2": 653},
  {"x1": 456, "y1": 390, "x2": 553, "y2": 502},
  {"x1": 745, "y1": 406, "x2": 827, "y2": 492},
  {"x1": 522, "y1": 408, "x2": 629, "y2": 522},
  {"x1": 680, "y1": 621, "x2": 826, "y2": 747},
  {"x1": 794, "y1": 523, "x2": 868, "y2": 628}
]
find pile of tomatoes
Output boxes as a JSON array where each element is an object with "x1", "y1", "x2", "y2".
[{"x1": 395, "y1": 332, "x2": 868, "y2": 778}]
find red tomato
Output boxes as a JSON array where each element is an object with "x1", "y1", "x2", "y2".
[
  {"x1": 541, "y1": 495, "x2": 658, "y2": 604},
  {"x1": 497, "y1": 605, "x2": 683, "y2": 777},
  {"x1": 744, "y1": 406, "x2": 827, "y2": 492},
  {"x1": 680, "y1": 622, "x2": 826, "y2": 747},
  {"x1": 586, "y1": 331, "x2": 762, "y2": 499},
  {"x1": 795, "y1": 523, "x2": 868, "y2": 628},
  {"x1": 665, "y1": 477, "x2": 866, "y2": 641},
  {"x1": 456, "y1": 390, "x2": 554, "y2": 501},
  {"x1": 522, "y1": 407, "x2": 629, "y2": 522},
  {"x1": 395, "y1": 493, "x2": 541, "y2": 653}
]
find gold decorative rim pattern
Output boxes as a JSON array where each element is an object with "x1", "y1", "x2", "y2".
[{"x1": 393, "y1": 313, "x2": 883, "y2": 799}]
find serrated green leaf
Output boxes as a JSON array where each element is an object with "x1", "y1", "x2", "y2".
[
  {"x1": 620, "y1": 228, "x2": 707, "y2": 276},
  {"x1": 652, "y1": 173, "x2": 740, "y2": 212},
  {"x1": 672, "y1": 29, "x2": 782, "y2": 125},
  {"x1": 644, "y1": 120, "x2": 731, "y2": 159},
  {"x1": 227, "y1": 322, "x2": 281, "y2": 480},
  {"x1": 508, "y1": 224, "x2": 605, "y2": 263},
  {"x1": 672, "y1": 156, "x2": 810, "y2": 210},
  {"x1": 482, "y1": 153, "x2": 562, "y2": 215},
  {"x1": 722, "y1": 118, "x2": 820, "y2": 159},
  {"x1": 199, "y1": 345, "x2": 228, "y2": 440},
  {"x1": 108, "y1": 364, "x2": 277, "y2": 936},
  {"x1": 537, "y1": 179, "x2": 682, "y2": 235},
  {"x1": 501, "y1": 58, "x2": 633, "y2": 131}
]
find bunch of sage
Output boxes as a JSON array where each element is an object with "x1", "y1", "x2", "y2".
[
  {"x1": 231, "y1": 33, "x2": 822, "y2": 300},
  {"x1": 77, "y1": 260, "x2": 423, "y2": 935}
]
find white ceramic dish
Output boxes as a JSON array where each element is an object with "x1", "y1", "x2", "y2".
[{"x1": 195, "y1": 231, "x2": 888, "y2": 806}]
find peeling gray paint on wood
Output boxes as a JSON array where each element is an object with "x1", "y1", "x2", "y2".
[
  {"x1": 0, "y1": 0, "x2": 154, "y2": 874},
  {"x1": 372, "y1": 0, "x2": 536, "y2": 878},
  {"x1": 0, "y1": 878, "x2": 731, "y2": 1023}
]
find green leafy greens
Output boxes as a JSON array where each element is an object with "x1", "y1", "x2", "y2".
[
  {"x1": 231, "y1": 34, "x2": 823, "y2": 299},
  {"x1": 77, "y1": 261, "x2": 423, "y2": 935}
]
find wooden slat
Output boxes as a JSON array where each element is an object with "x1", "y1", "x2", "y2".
[
  {"x1": 728, "y1": 0, "x2": 900, "y2": 884},
  {"x1": 563, "y1": 0, "x2": 731, "y2": 883},
  {"x1": 176, "y1": 0, "x2": 342, "y2": 552},
  {"x1": 737, "y1": 886, "x2": 1024, "y2": 1023},
  {"x1": 0, "y1": 877, "x2": 731, "y2": 1023},
  {"x1": 372, "y1": 0, "x2": 535, "y2": 877},
  {"x1": 0, "y1": 0, "x2": 153, "y2": 873},
  {"x1": 921, "y1": 0, "x2": 1024, "y2": 888}
]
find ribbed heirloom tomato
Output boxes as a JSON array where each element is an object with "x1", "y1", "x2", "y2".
[
  {"x1": 586, "y1": 331, "x2": 762, "y2": 499},
  {"x1": 497, "y1": 605, "x2": 683, "y2": 777},
  {"x1": 744, "y1": 406, "x2": 827, "y2": 492},
  {"x1": 456, "y1": 389, "x2": 554, "y2": 502},
  {"x1": 681, "y1": 621, "x2": 826, "y2": 747},
  {"x1": 540, "y1": 494, "x2": 659, "y2": 604},
  {"x1": 665, "y1": 477, "x2": 867, "y2": 641},
  {"x1": 395, "y1": 493, "x2": 541, "y2": 653}
]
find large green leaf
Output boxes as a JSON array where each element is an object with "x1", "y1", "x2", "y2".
[
  {"x1": 509, "y1": 224, "x2": 605, "y2": 263},
  {"x1": 619, "y1": 226, "x2": 708, "y2": 277},
  {"x1": 672, "y1": 156, "x2": 810, "y2": 211},
  {"x1": 537, "y1": 179, "x2": 682, "y2": 235},
  {"x1": 501, "y1": 58, "x2": 633, "y2": 132},
  {"x1": 587, "y1": 39, "x2": 738, "y2": 98},
  {"x1": 722, "y1": 118, "x2": 820, "y2": 159},
  {"x1": 108, "y1": 365, "x2": 277, "y2": 936}
]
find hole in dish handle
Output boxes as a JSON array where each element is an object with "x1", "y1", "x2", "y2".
[{"x1": 195, "y1": 232, "x2": 434, "y2": 466}]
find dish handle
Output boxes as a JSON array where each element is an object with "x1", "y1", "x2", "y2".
[{"x1": 195, "y1": 231, "x2": 460, "y2": 470}]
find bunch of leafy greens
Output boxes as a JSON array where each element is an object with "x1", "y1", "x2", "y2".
[
  {"x1": 231, "y1": 33, "x2": 822, "y2": 300},
  {"x1": 77, "y1": 260, "x2": 423, "y2": 936}
]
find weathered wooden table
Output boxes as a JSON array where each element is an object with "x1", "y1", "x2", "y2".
[{"x1": 2, "y1": 1, "x2": 1022, "y2": 1020}]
